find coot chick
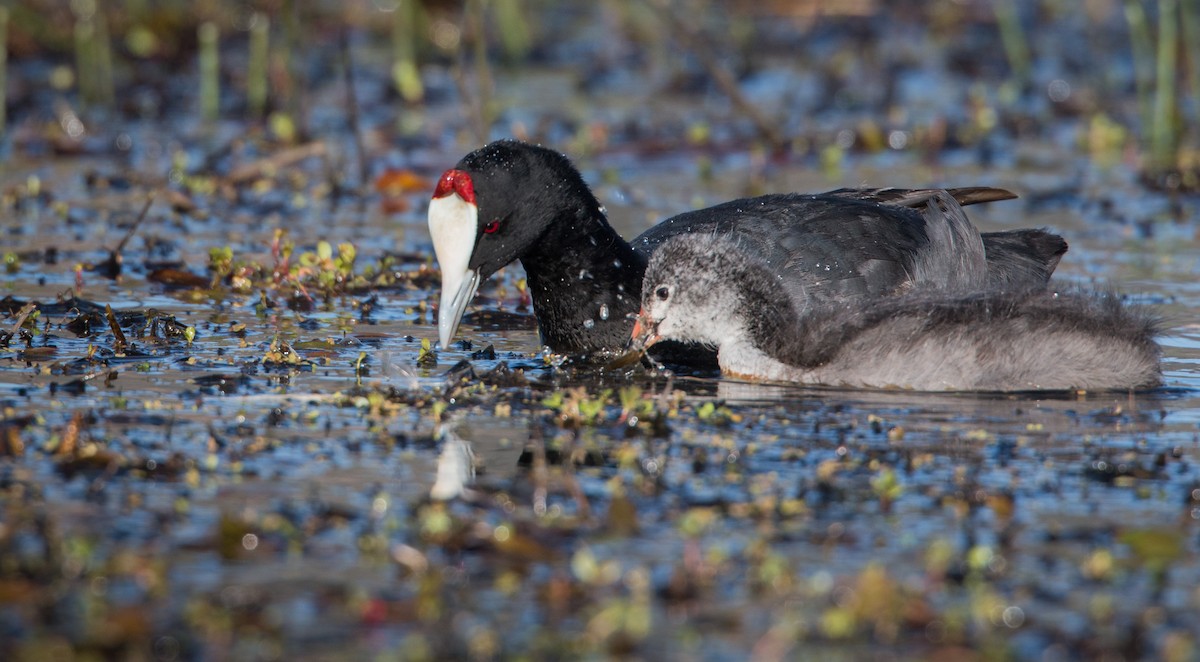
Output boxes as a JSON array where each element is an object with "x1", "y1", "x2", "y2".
[
  {"x1": 429, "y1": 140, "x2": 1067, "y2": 359},
  {"x1": 631, "y1": 235, "x2": 1160, "y2": 391}
]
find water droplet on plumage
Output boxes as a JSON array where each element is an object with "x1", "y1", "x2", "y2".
[
  {"x1": 599, "y1": 304, "x2": 609, "y2": 320},
  {"x1": 583, "y1": 319, "x2": 595, "y2": 329}
]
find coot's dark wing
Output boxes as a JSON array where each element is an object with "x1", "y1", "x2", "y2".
[
  {"x1": 823, "y1": 186, "x2": 1018, "y2": 208},
  {"x1": 823, "y1": 186, "x2": 1068, "y2": 288},
  {"x1": 632, "y1": 192, "x2": 991, "y2": 308},
  {"x1": 980, "y1": 229, "x2": 1068, "y2": 289}
]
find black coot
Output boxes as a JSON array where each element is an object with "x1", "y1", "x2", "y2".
[
  {"x1": 631, "y1": 234, "x2": 1160, "y2": 391},
  {"x1": 429, "y1": 140, "x2": 1067, "y2": 360}
]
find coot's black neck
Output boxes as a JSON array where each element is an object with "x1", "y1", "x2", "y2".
[{"x1": 520, "y1": 203, "x2": 647, "y2": 357}]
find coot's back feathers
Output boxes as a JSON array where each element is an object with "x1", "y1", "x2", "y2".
[{"x1": 825, "y1": 185, "x2": 1070, "y2": 289}]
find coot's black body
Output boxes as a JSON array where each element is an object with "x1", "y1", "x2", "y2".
[{"x1": 429, "y1": 140, "x2": 1066, "y2": 360}]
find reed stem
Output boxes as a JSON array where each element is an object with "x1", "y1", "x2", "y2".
[
  {"x1": 0, "y1": 7, "x2": 7, "y2": 135},
  {"x1": 340, "y1": 29, "x2": 367, "y2": 188},
  {"x1": 463, "y1": 0, "x2": 494, "y2": 143},
  {"x1": 1181, "y1": 0, "x2": 1200, "y2": 122},
  {"x1": 95, "y1": 8, "x2": 115, "y2": 107},
  {"x1": 199, "y1": 22, "x2": 220, "y2": 122},
  {"x1": 994, "y1": 2, "x2": 1031, "y2": 87},
  {"x1": 283, "y1": 0, "x2": 307, "y2": 139},
  {"x1": 74, "y1": 14, "x2": 96, "y2": 106},
  {"x1": 392, "y1": 0, "x2": 424, "y2": 103},
  {"x1": 1124, "y1": 1, "x2": 1154, "y2": 145},
  {"x1": 1151, "y1": 0, "x2": 1178, "y2": 172},
  {"x1": 248, "y1": 13, "x2": 269, "y2": 117},
  {"x1": 494, "y1": 0, "x2": 531, "y2": 61}
]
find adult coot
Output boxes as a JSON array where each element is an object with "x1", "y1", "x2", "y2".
[
  {"x1": 630, "y1": 234, "x2": 1160, "y2": 391},
  {"x1": 429, "y1": 140, "x2": 1067, "y2": 360}
]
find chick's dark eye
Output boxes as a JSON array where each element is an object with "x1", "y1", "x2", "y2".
[
  {"x1": 483, "y1": 220, "x2": 501, "y2": 234},
  {"x1": 655, "y1": 286, "x2": 670, "y2": 301}
]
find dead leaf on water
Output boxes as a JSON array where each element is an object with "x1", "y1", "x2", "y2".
[{"x1": 148, "y1": 268, "x2": 209, "y2": 289}]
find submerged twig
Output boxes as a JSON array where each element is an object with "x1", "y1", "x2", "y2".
[
  {"x1": 96, "y1": 194, "x2": 154, "y2": 279},
  {"x1": 104, "y1": 304, "x2": 128, "y2": 352},
  {"x1": 226, "y1": 141, "x2": 327, "y2": 183},
  {"x1": 5, "y1": 302, "x2": 37, "y2": 340},
  {"x1": 117, "y1": 195, "x2": 154, "y2": 254}
]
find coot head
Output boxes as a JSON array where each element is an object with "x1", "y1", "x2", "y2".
[{"x1": 428, "y1": 140, "x2": 603, "y2": 347}]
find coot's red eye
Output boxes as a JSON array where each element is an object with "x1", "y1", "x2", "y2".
[{"x1": 483, "y1": 220, "x2": 501, "y2": 234}]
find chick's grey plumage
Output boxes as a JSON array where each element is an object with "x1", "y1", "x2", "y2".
[{"x1": 639, "y1": 235, "x2": 1160, "y2": 391}]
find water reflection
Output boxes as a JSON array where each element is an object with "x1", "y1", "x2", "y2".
[
  {"x1": 430, "y1": 417, "x2": 530, "y2": 499},
  {"x1": 684, "y1": 375, "x2": 1196, "y2": 446},
  {"x1": 430, "y1": 427, "x2": 475, "y2": 500}
]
